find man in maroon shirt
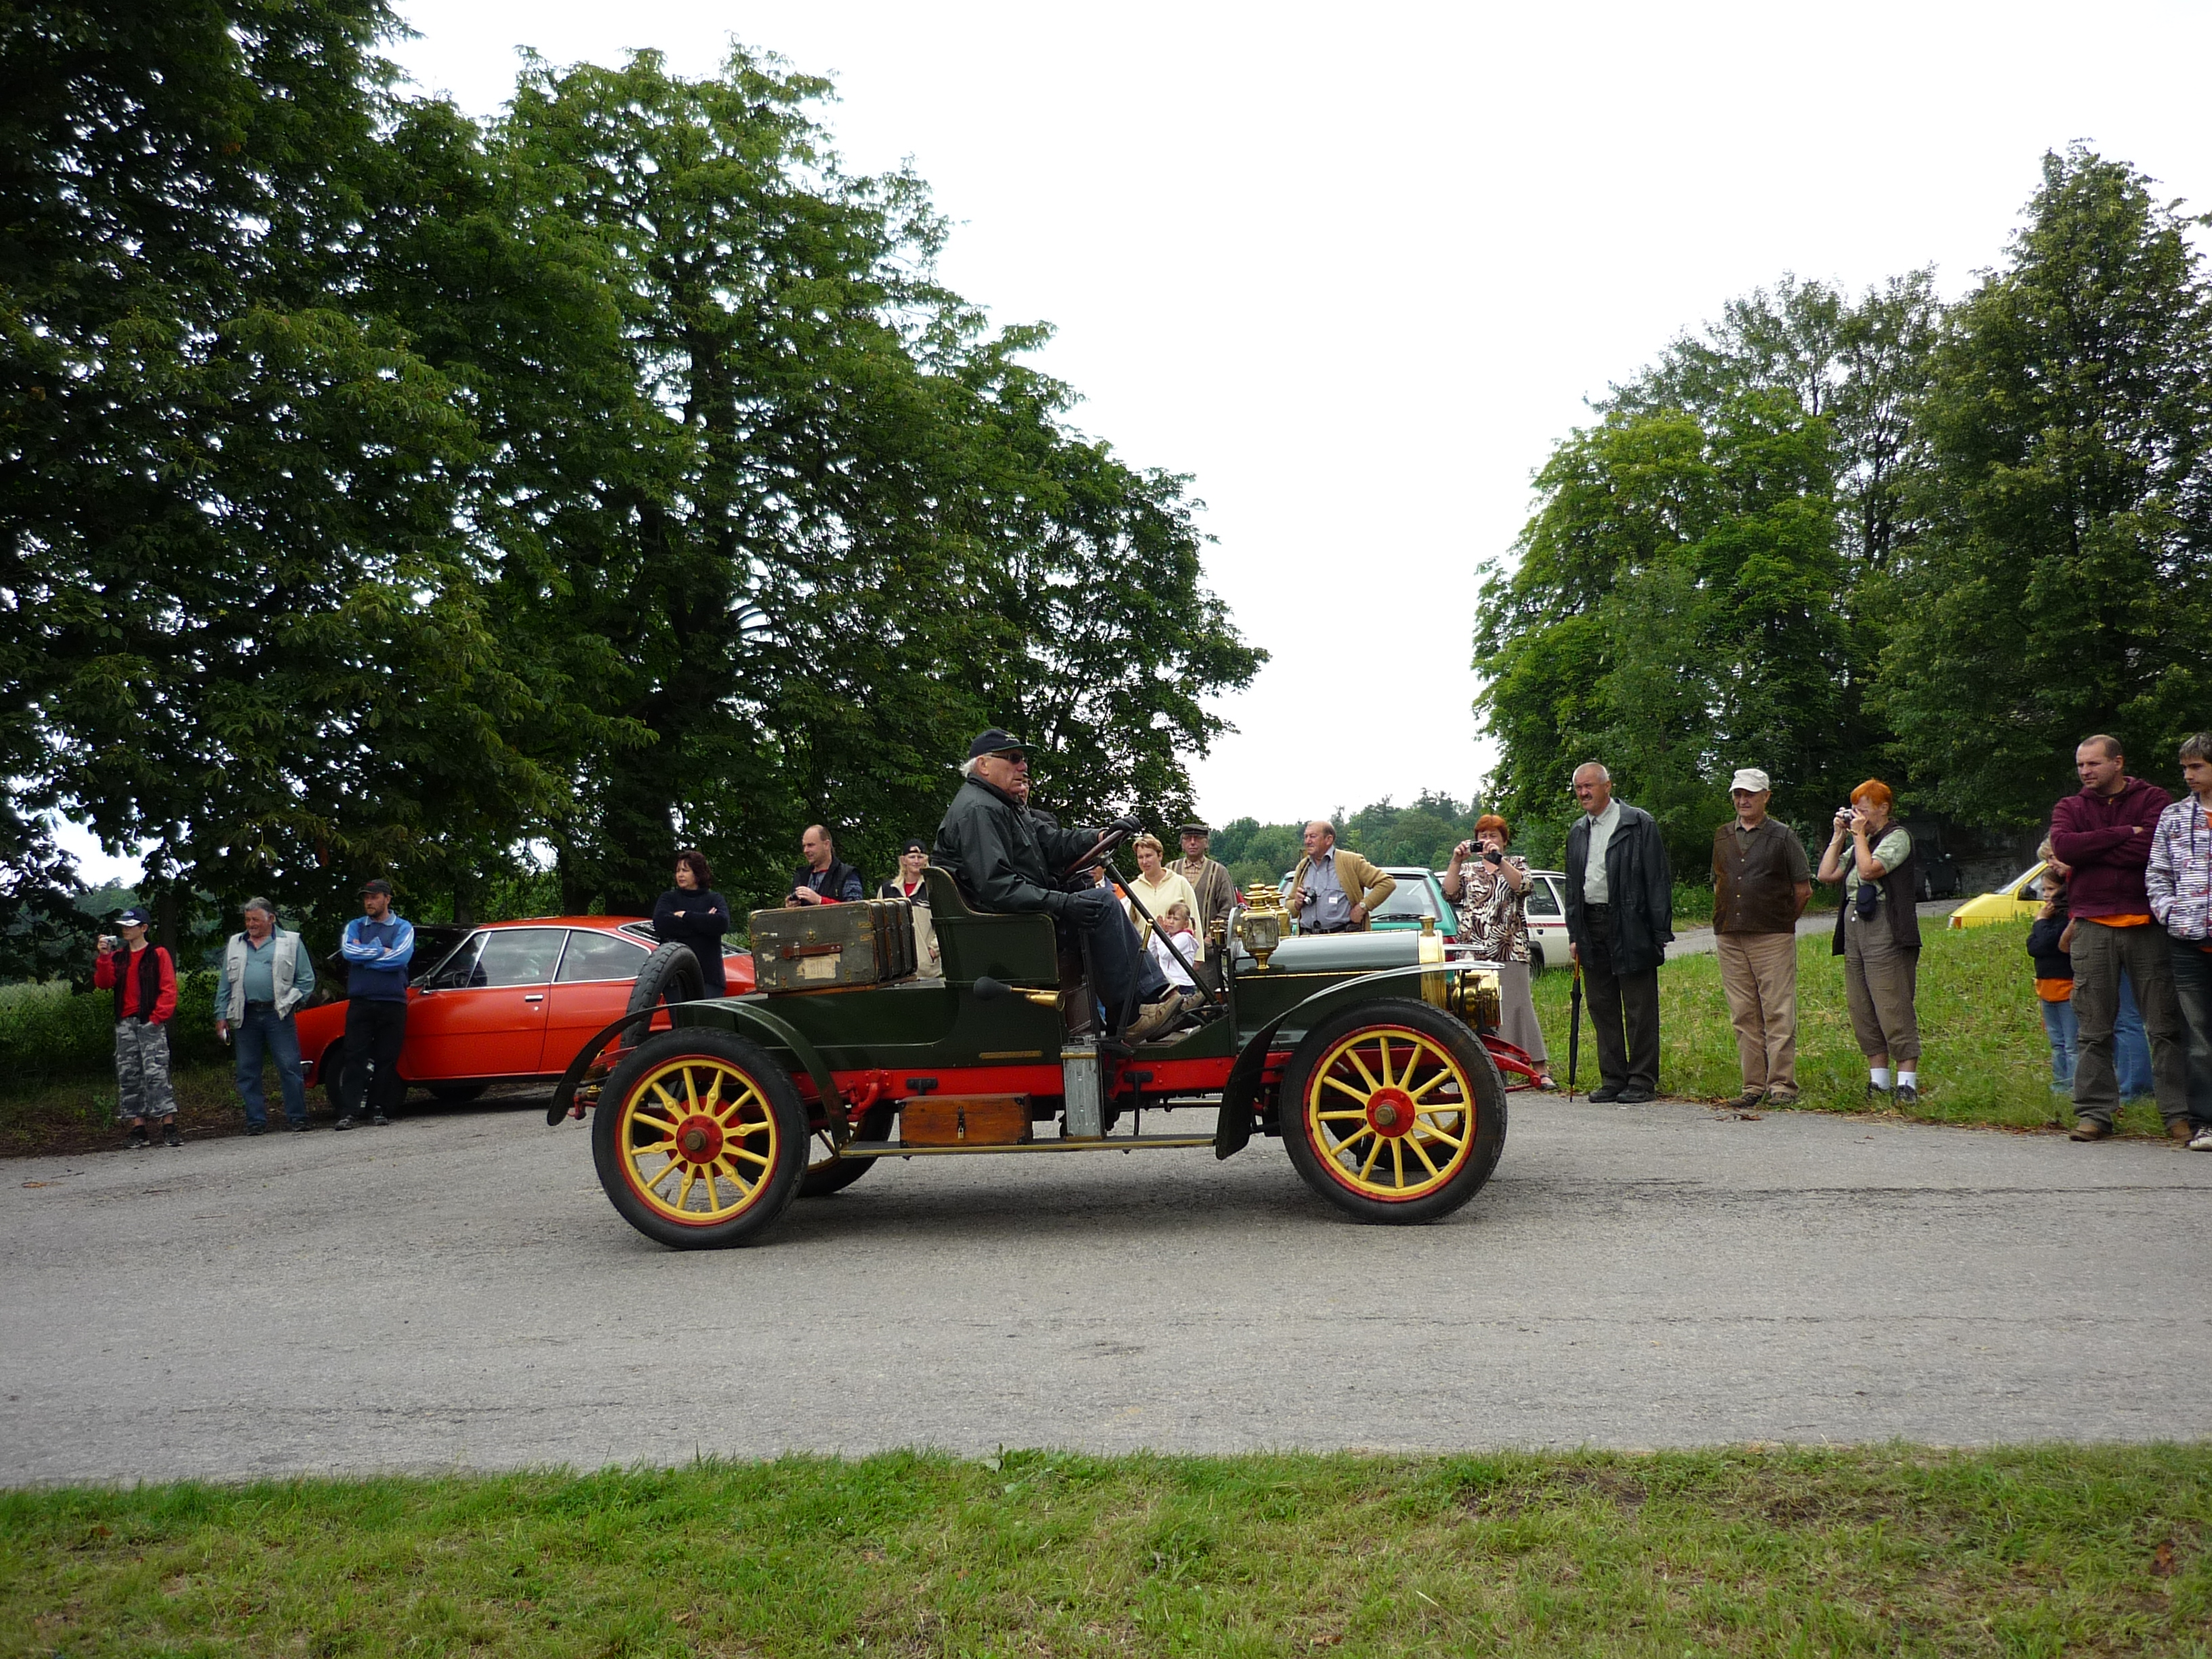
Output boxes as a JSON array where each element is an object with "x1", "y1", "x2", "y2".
[{"x1": 2050, "y1": 735, "x2": 2190, "y2": 1142}]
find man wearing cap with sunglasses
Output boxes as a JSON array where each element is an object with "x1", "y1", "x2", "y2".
[
  {"x1": 94, "y1": 907, "x2": 180, "y2": 1147},
  {"x1": 335, "y1": 878, "x2": 415, "y2": 1129},
  {"x1": 935, "y1": 729, "x2": 1186, "y2": 1044}
]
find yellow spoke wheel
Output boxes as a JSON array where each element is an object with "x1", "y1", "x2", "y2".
[
  {"x1": 1280, "y1": 1000, "x2": 1507, "y2": 1223},
  {"x1": 592, "y1": 1029, "x2": 807, "y2": 1249}
]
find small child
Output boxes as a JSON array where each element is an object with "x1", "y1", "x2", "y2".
[
  {"x1": 2026, "y1": 867, "x2": 2076, "y2": 1094},
  {"x1": 1148, "y1": 902, "x2": 1204, "y2": 1009}
]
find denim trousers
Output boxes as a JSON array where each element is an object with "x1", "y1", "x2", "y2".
[
  {"x1": 2039, "y1": 997, "x2": 2078, "y2": 1092},
  {"x1": 2169, "y1": 934, "x2": 2212, "y2": 1127},
  {"x1": 2114, "y1": 972, "x2": 2153, "y2": 1100},
  {"x1": 234, "y1": 1004, "x2": 307, "y2": 1127}
]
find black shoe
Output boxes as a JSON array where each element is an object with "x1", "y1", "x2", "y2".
[
  {"x1": 1586, "y1": 1086, "x2": 1623, "y2": 1103},
  {"x1": 334, "y1": 1115, "x2": 356, "y2": 1132},
  {"x1": 288, "y1": 1120, "x2": 310, "y2": 1132},
  {"x1": 162, "y1": 1120, "x2": 182, "y2": 1147},
  {"x1": 127, "y1": 1126, "x2": 150, "y2": 1150},
  {"x1": 1865, "y1": 1081, "x2": 1891, "y2": 1102},
  {"x1": 370, "y1": 1111, "x2": 391, "y2": 1127},
  {"x1": 246, "y1": 1123, "x2": 267, "y2": 1136},
  {"x1": 1893, "y1": 1083, "x2": 1919, "y2": 1106},
  {"x1": 1619, "y1": 1086, "x2": 1654, "y2": 1103}
]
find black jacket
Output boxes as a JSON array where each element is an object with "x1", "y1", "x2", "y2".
[
  {"x1": 792, "y1": 861, "x2": 863, "y2": 904},
  {"x1": 653, "y1": 888, "x2": 731, "y2": 996},
  {"x1": 1563, "y1": 802, "x2": 1675, "y2": 975},
  {"x1": 2026, "y1": 901, "x2": 2072, "y2": 983},
  {"x1": 933, "y1": 775, "x2": 1097, "y2": 917},
  {"x1": 1828, "y1": 835, "x2": 1922, "y2": 956}
]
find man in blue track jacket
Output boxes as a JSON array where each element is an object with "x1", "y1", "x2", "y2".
[{"x1": 336, "y1": 878, "x2": 415, "y2": 1129}]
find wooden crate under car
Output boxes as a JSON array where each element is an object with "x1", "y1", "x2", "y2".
[
  {"x1": 749, "y1": 899, "x2": 918, "y2": 991},
  {"x1": 901, "y1": 1095, "x2": 1031, "y2": 1146}
]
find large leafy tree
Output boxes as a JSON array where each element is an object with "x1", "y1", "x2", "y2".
[
  {"x1": 1878, "y1": 147, "x2": 2212, "y2": 827},
  {"x1": 1475, "y1": 274, "x2": 1941, "y2": 872},
  {"x1": 465, "y1": 50, "x2": 1260, "y2": 914},
  {"x1": 2, "y1": 1, "x2": 565, "y2": 949}
]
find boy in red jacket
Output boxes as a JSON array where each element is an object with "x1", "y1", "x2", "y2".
[
  {"x1": 2050, "y1": 735, "x2": 2189, "y2": 1142},
  {"x1": 93, "y1": 907, "x2": 180, "y2": 1148}
]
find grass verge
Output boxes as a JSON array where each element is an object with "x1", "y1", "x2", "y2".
[
  {"x1": 4, "y1": 1447, "x2": 2207, "y2": 1656},
  {"x1": 1530, "y1": 918, "x2": 2175, "y2": 1135}
]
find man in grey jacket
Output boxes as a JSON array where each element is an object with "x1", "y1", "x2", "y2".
[
  {"x1": 216, "y1": 897, "x2": 316, "y2": 1134},
  {"x1": 1563, "y1": 762, "x2": 1675, "y2": 1102}
]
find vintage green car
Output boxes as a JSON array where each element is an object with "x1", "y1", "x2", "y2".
[{"x1": 549, "y1": 837, "x2": 1513, "y2": 1250}]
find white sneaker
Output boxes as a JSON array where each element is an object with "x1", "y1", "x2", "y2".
[{"x1": 2190, "y1": 1125, "x2": 2212, "y2": 1151}]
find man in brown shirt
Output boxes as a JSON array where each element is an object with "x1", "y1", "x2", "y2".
[{"x1": 1713, "y1": 768, "x2": 1813, "y2": 1107}]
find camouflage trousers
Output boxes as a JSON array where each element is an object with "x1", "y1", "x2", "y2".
[{"x1": 114, "y1": 1021, "x2": 176, "y2": 1123}]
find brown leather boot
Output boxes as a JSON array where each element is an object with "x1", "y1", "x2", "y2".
[
  {"x1": 2169, "y1": 1118, "x2": 2196, "y2": 1143},
  {"x1": 2070, "y1": 1118, "x2": 2113, "y2": 1142}
]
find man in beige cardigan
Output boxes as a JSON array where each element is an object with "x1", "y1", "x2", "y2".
[{"x1": 1286, "y1": 821, "x2": 1396, "y2": 934}]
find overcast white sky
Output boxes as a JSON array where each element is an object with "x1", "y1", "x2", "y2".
[{"x1": 58, "y1": 1, "x2": 2212, "y2": 882}]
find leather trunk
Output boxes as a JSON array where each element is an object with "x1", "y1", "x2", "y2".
[{"x1": 750, "y1": 899, "x2": 918, "y2": 992}]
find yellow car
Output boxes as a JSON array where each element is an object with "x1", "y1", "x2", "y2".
[{"x1": 1948, "y1": 863, "x2": 2049, "y2": 928}]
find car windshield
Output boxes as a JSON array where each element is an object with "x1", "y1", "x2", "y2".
[{"x1": 1372, "y1": 879, "x2": 1439, "y2": 921}]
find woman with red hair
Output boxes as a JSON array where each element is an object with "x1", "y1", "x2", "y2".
[
  {"x1": 1442, "y1": 813, "x2": 1553, "y2": 1088},
  {"x1": 1817, "y1": 779, "x2": 1923, "y2": 1103}
]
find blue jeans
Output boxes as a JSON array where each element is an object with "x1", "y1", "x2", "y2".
[
  {"x1": 2039, "y1": 997, "x2": 2078, "y2": 1092},
  {"x1": 234, "y1": 1004, "x2": 307, "y2": 1127},
  {"x1": 2171, "y1": 935, "x2": 2212, "y2": 1128},
  {"x1": 2116, "y1": 971, "x2": 2152, "y2": 1101}
]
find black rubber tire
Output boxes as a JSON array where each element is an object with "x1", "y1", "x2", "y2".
[
  {"x1": 1278, "y1": 998, "x2": 1508, "y2": 1225},
  {"x1": 798, "y1": 1103, "x2": 894, "y2": 1198},
  {"x1": 1527, "y1": 945, "x2": 1547, "y2": 979},
  {"x1": 428, "y1": 1082, "x2": 487, "y2": 1104},
  {"x1": 319, "y1": 1040, "x2": 348, "y2": 1113},
  {"x1": 626, "y1": 941, "x2": 706, "y2": 1017},
  {"x1": 591, "y1": 1028, "x2": 808, "y2": 1249}
]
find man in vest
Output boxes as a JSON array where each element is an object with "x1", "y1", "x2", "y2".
[
  {"x1": 1174, "y1": 823, "x2": 1237, "y2": 945},
  {"x1": 216, "y1": 897, "x2": 317, "y2": 1134},
  {"x1": 337, "y1": 878, "x2": 415, "y2": 1129},
  {"x1": 94, "y1": 906, "x2": 179, "y2": 1148},
  {"x1": 1711, "y1": 769, "x2": 1813, "y2": 1109}
]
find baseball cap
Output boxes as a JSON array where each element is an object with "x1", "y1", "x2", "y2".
[
  {"x1": 899, "y1": 837, "x2": 928, "y2": 855},
  {"x1": 360, "y1": 877, "x2": 394, "y2": 897},
  {"x1": 1729, "y1": 768, "x2": 1771, "y2": 794},
  {"x1": 967, "y1": 727, "x2": 1027, "y2": 759},
  {"x1": 115, "y1": 906, "x2": 150, "y2": 927}
]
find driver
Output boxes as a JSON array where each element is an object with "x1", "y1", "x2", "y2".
[{"x1": 933, "y1": 728, "x2": 1188, "y2": 1044}]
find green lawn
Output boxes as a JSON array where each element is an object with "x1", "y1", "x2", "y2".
[
  {"x1": 5, "y1": 1448, "x2": 2207, "y2": 1656},
  {"x1": 1530, "y1": 918, "x2": 2156, "y2": 1133}
]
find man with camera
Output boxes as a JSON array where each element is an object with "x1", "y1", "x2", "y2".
[
  {"x1": 1563, "y1": 762, "x2": 1673, "y2": 1103},
  {"x1": 1712, "y1": 768, "x2": 1813, "y2": 1108},
  {"x1": 1286, "y1": 821, "x2": 1395, "y2": 935},
  {"x1": 933, "y1": 728, "x2": 1186, "y2": 1044}
]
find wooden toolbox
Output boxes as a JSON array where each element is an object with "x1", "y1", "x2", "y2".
[
  {"x1": 749, "y1": 898, "x2": 918, "y2": 991},
  {"x1": 901, "y1": 1094, "x2": 1031, "y2": 1147}
]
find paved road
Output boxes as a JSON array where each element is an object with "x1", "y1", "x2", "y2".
[
  {"x1": 4, "y1": 1097, "x2": 2206, "y2": 1483},
  {"x1": 1668, "y1": 898, "x2": 1961, "y2": 957}
]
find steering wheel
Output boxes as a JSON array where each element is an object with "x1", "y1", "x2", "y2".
[{"x1": 1061, "y1": 822, "x2": 1134, "y2": 879}]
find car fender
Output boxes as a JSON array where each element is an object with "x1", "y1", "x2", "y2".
[
  {"x1": 1215, "y1": 964, "x2": 1461, "y2": 1160},
  {"x1": 674, "y1": 1000, "x2": 845, "y2": 1134}
]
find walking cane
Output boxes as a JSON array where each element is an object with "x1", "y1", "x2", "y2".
[{"x1": 1566, "y1": 957, "x2": 1584, "y2": 1101}]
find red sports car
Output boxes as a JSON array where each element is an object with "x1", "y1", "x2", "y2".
[{"x1": 297, "y1": 916, "x2": 754, "y2": 1105}]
